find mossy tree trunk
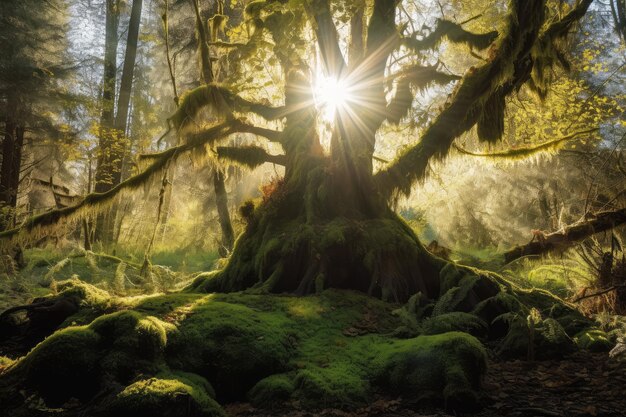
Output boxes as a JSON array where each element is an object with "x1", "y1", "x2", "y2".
[{"x1": 190, "y1": 0, "x2": 592, "y2": 304}]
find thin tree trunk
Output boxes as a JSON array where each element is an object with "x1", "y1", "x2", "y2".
[
  {"x1": 94, "y1": 0, "x2": 121, "y2": 244},
  {"x1": 112, "y1": 0, "x2": 143, "y2": 185},
  {"x1": 191, "y1": 0, "x2": 235, "y2": 254},
  {"x1": 213, "y1": 169, "x2": 234, "y2": 256}
]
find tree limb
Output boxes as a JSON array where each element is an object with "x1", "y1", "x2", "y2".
[
  {"x1": 374, "y1": 0, "x2": 593, "y2": 199},
  {"x1": 216, "y1": 145, "x2": 286, "y2": 168},
  {"x1": 305, "y1": 0, "x2": 347, "y2": 76},
  {"x1": 401, "y1": 19, "x2": 498, "y2": 52},
  {"x1": 0, "y1": 120, "x2": 274, "y2": 244},
  {"x1": 169, "y1": 84, "x2": 288, "y2": 130},
  {"x1": 504, "y1": 208, "x2": 626, "y2": 264}
]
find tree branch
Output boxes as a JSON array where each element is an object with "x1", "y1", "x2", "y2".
[
  {"x1": 169, "y1": 84, "x2": 287, "y2": 130},
  {"x1": 504, "y1": 208, "x2": 626, "y2": 264},
  {"x1": 305, "y1": 0, "x2": 347, "y2": 76},
  {"x1": 216, "y1": 145, "x2": 286, "y2": 168},
  {"x1": 401, "y1": 19, "x2": 498, "y2": 52},
  {"x1": 374, "y1": 0, "x2": 593, "y2": 199},
  {"x1": 0, "y1": 120, "x2": 275, "y2": 244}
]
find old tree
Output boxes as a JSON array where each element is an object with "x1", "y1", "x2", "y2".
[{"x1": 2, "y1": 0, "x2": 621, "y2": 415}]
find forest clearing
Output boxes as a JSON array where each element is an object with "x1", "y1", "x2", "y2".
[{"x1": 1, "y1": 0, "x2": 626, "y2": 416}]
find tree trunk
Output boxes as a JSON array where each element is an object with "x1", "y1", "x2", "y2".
[
  {"x1": 213, "y1": 169, "x2": 234, "y2": 256},
  {"x1": 192, "y1": 0, "x2": 235, "y2": 255},
  {"x1": 94, "y1": 0, "x2": 121, "y2": 244},
  {"x1": 0, "y1": 96, "x2": 24, "y2": 231}
]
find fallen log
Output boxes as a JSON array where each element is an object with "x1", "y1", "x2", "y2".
[{"x1": 503, "y1": 208, "x2": 626, "y2": 264}]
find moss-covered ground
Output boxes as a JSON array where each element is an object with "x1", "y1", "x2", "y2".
[{"x1": 0, "y1": 269, "x2": 618, "y2": 416}]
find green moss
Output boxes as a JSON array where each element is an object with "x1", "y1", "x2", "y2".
[
  {"x1": 375, "y1": 332, "x2": 487, "y2": 411},
  {"x1": 575, "y1": 329, "x2": 613, "y2": 352},
  {"x1": 102, "y1": 375, "x2": 225, "y2": 417},
  {"x1": 91, "y1": 310, "x2": 175, "y2": 376},
  {"x1": 294, "y1": 367, "x2": 369, "y2": 408},
  {"x1": 248, "y1": 373, "x2": 295, "y2": 407},
  {"x1": 166, "y1": 298, "x2": 292, "y2": 400}
]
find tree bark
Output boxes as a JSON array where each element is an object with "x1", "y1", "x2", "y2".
[
  {"x1": 504, "y1": 208, "x2": 626, "y2": 264},
  {"x1": 94, "y1": 0, "x2": 121, "y2": 244}
]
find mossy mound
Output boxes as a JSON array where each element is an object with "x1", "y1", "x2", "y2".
[
  {"x1": 0, "y1": 272, "x2": 603, "y2": 416},
  {"x1": 0, "y1": 287, "x2": 494, "y2": 414},
  {"x1": 98, "y1": 374, "x2": 224, "y2": 417},
  {"x1": 376, "y1": 332, "x2": 487, "y2": 410}
]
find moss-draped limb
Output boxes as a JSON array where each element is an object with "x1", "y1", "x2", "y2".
[
  {"x1": 386, "y1": 65, "x2": 461, "y2": 124},
  {"x1": 0, "y1": 120, "x2": 277, "y2": 245},
  {"x1": 401, "y1": 19, "x2": 498, "y2": 52},
  {"x1": 169, "y1": 84, "x2": 288, "y2": 130},
  {"x1": 374, "y1": 0, "x2": 593, "y2": 199},
  {"x1": 503, "y1": 207, "x2": 626, "y2": 264},
  {"x1": 453, "y1": 128, "x2": 598, "y2": 160},
  {"x1": 216, "y1": 145, "x2": 286, "y2": 168}
]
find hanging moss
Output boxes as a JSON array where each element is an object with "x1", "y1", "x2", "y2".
[
  {"x1": 169, "y1": 84, "x2": 286, "y2": 130},
  {"x1": 386, "y1": 66, "x2": 460, "y2": 124},
  {"x1": 216, "y1": 145, "x2": 286, "y2": 168},
  {"x1": 454, "y1": 128, "x2": 599, "y2": 160},
  {"x1": 476, "y1": 88, "x2": 506, "y2": 143},
  {"x1": 403, "y1": 19, "x2": 498, "y2": 52}
]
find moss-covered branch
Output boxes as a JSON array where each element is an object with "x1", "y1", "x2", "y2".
[
  {"x1": 374, "y1": 0, "x2": 593, "y2": 199},
  {"x1": 386, "y1": 65, "x2": 461, "y2": 124},
  {"x1": 453, "y1": 128, "x2": 598, "y2": 160},
  {"x1": 0, "y1": 120, "x2": 271, "y2": 245},
  {"x1": 216, "y1": 145, "x2": 286, "y2": 168},
  {"x1": 401, "y1": 19, "x2": 498, "y2": 52},
  {"x1": 169, "y1": 84, "x2": 288, "y2": 130}
]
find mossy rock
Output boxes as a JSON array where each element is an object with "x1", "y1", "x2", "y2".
[
  {"x1": 575, "y1": 329, "x2": 613, "y2": 352},
  {"x1": 375, "y1": 332, "x2": 487, "y2": 411},
  {"x1": 99, "y1": 375, "x2": 225, "y2": 417},
  {"x1": 248, "y1": 373, "x2": 295, "y2": 407}
]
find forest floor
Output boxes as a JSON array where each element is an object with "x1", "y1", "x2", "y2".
[{"x1": 226, "y1": 351, "x2": 626, "y2": 417}]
